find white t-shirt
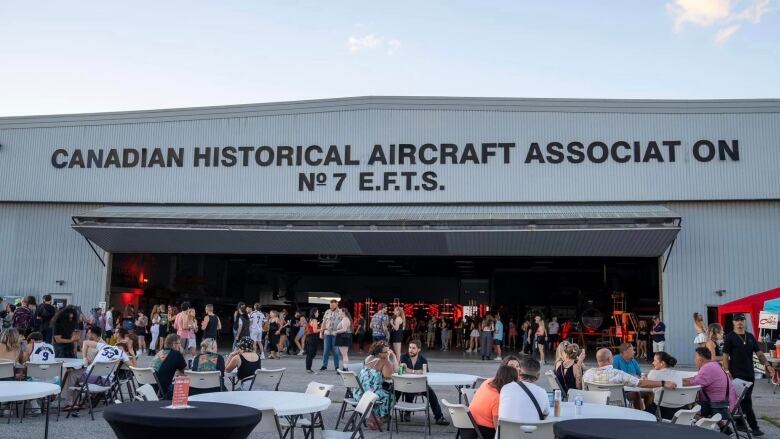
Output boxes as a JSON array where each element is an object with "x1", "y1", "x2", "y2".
[
  {"x1": 548, "y1": 321, "x2": 559, "y2": 335},
  {"x1": 88, "y1": 342, "x2": 128, "y2": 373},
  {"x1": 105, "y1": 310, "x2": 114, "y2": 330},
  {"x1": 582, "y1": 365, "x2": 640, "y2": 387},
  {"x1": 29, "y1": 342, "x2": 56, "y2": 363},
  {"x1": 249, "y1": 311, "x2": 265, "y2": 332},
  {"x1": 499, "y1": 381, "x2": 550, "y2": 423}
]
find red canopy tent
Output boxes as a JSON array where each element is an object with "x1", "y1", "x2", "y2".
[{"x1": 718, "y1": 287, "x2": 780, "y2": 335}]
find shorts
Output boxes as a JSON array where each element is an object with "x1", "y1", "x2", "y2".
[
  {"x1": 493, "y1": 339, "x2": 503, "y2": 345},
  {"x1": 335, "y1": 333, "x2": 352, "y2": 347},
  {"x1": 181, "y1": 336, "x2": 196, "y2": 351},
  {"x1": 470, "y1": 330, "x2": 480, "y2": 338},
  {"x1": 536, "y1": 336, "x2": 546, "y2": 345},
  {"x1": 250, "y1": 329, "x2": 263, "y2": 342}
]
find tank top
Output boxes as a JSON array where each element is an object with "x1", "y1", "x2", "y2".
[
  {"x1": 236, "y1": 353, "x2": 260, "y2": 381},
  {"x1": 555, "y1": 361, "x2": 577, "y2": 395},
  {"x1": 203, "y1": 315, "x2": 219, "y2": 339}
]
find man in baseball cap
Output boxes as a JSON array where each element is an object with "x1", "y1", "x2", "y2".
[{"x1": 722, "y1": 313, "x2": 775, "y2": 436}]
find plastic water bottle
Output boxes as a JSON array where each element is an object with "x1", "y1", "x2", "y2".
[{"x1": 574, "y1": 394, "x2": 584, "y2": 416}]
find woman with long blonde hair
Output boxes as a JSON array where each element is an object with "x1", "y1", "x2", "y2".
[
  {"x1": 693, "y1": 312, "x2": 707, "y2": 346},
  {"x1": 149, "y1": 305, "x2": 161, "y2": 356},
  {"x1": 535, "y1": 315, "x2": 548, "y2": 364},
  {"x1": 705, "y1": 322, "x2": 724, "y2": 362},
  {"x1": 390, "y1": 307, "x2": 405, "y2": 361}
]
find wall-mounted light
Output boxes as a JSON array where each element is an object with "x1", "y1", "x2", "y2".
[
  {"x1": 715, "y1": 289, "x2": 726, "y2": 297},
  {"x1": 55, "y1": 280, "x2": 65, "y2": 286}
]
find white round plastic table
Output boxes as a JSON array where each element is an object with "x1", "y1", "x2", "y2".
[
  {"x1": 0, "y1": 382, "x2": 61, "y2": 439},
  {"x1": 392, "y1": 372, "x2": 479, "y2": 403},
  {"x1": 501, "y1": 401, "x2": 657, "y2": 425},
  {"x1": 189, "y1": 390, "x2": 331, "y2": 439}
]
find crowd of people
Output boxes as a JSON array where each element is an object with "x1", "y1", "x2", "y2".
[{"x1": 2, "y1": 295, "x2": 778, "y2": 435}]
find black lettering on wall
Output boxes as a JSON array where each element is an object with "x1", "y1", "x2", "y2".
[{"x1": 693, "y1": 140, "x2": 715, "y2": 162}]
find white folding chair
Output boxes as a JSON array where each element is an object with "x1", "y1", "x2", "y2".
[
  {"x1": 728, "y1": 379, "x2": 753, "y2": 438},
  {"x1": 545, "y1": 372, "x2": 562, "y2": 394},
  {"x1": 134, "y1": 384, "x2": 159, "y2": 401},
  {"x1": 184, "y1": 370, "x2": 223, "y2": 392},
  {"x1": 322, "y1": 391, "x2": 378, "y2": 439},
  {"x1": 0, "y1": 361, "x2": 14, "y2": 379},
  {"x1": 129, "y1": 366, "x2": 163, "y2": 399},
  {"x1": 583, "y1": 381, "x2": 626, "y2": 406},
  {"x1": 67, "y1": 361, "x2": 119, "y2": 421},
  {"x1": 441, "y1": 398, "x2": 483, "y2": 439},
  {"x1": 279, "y1": 382, "x2": 334, "y2": 438},
  {"x1": 344, "y1": 362, "x2": 363, "y2": 375},
  {"x1": 460, "y1": 387, "x2": 477, "y2": 406},
  {"x1": 391, "y1": 374, "x2": 431, "y2": 437},
  {"x1": 247, "y1": 367, "x2": 286, "y2": 391},
  {"x1": 473, "y1": 377, "x2": 488, "y2": 389},
  {"x1": 655, "y1": 386, "x2": 700, "y2": 421},
  {"x1": 669, "y1": 404, "x2": 701, "y2": 426},
  {"x1": 498, "y1": 418, "x2": 554, "y2": 439},
  {"x1": 25, "y1": 362, "x2": 64, "y2": 421},
  {"x1": 336, "y1": 370, "x2": 361, "y2": 429},
  {"x1": 567, "y1": 389, "x2": 609, "y2": 405},
  {"x1": 695, "y1": 413, "x2": 722, "y2": 430}
]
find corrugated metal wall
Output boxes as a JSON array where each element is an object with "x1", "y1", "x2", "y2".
[
  {"x1": 662, "y1": 201, "x2": 780, "y2": 361},
  {"x1": 0, "y1": 203, "x2": 107, "y2": 307}
]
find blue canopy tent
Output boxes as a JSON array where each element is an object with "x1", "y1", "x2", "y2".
[{"x1": 765, "y1": 298, "x2": 780, "y2": 314}]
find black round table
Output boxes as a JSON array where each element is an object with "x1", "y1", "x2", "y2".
[
  {"x1": 553, "y1": 419, "x2": 724, "y2": 439},
  {"x1": 103, "y1": 401, "x2": 262, "y2": 439}
]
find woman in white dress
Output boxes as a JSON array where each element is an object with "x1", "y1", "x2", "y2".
[{"x1": 693, "y1": 312, "x2": 707, "y2": 346}]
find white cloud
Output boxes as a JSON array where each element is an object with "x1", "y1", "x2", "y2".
[
  {"x1": 667, "y1": 0, "x2": 732, "y2": 31},
  {"x1": 714, "y1": 24, "x2": 741, "y2": 44},
  {"x1": 666, "y1": 0, "x2": 777, "y2": 45},
  {"x1": 346, "y1": 34, "x2": 401, "y2": 55},
  {"x1": 347, "y1": 34, "x2": 382, "y2": 53}
]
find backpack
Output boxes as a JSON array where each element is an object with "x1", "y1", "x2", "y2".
[{"x1": 13, "y1": 307, "x2": 34, "y2": 332}]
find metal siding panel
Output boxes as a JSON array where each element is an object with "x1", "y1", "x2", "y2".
[
  {"x1": 0, "y1": 203, "x2": 106, "y2": 307},
  {"x1": 1, "y1": 108, "x2": 778, "y2": 204},
  {"x1": 662, "y1": 201, "x2": 780, "y2": 362}
]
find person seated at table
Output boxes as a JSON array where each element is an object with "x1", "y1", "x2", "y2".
[
  {"x1": 0, "y1": 328, "x2": 24, "y2": 380},
  {"x1": 646, "y1": 352, "x2": 682, "y2": 419},
  {"x1": 80, "y1": 326, "x2": 106, "y2": 364},
  {"x1": 63, "y1": 338, "x2": 135, "y2": 413},
  {"x1": 555, "y1": 342, "x2": 586, "y2": 394},
  {"x1": 583, "y1": 348, "x2": 677, "y2": 409},
  {"x1": 499, "y1": 357, "x2": 550, "y2": 422},
  {"x1": 467, "y1": 365, "x2": 518, "y2": 439},
  {"x1": 113, "y1": 328, "x2": 137, "y2": 358},
  {"x1": 683, "y1": 347, "x2": 737, "y2": 434},
  {"x1": 153, "y1": 334, "x2": 188, "y2": 399},
  {"x1": 24, "y1": 331, "x2": 56, "y2": 364},
  {"x1": 226, "y1": 336, "x2": 260, "y2": 390},
  {"x1": 354, "y1": 341, "x2": 395, "y2": 426},
  {"x1": 192, "y1": 338, "x2": 226, "y2": 392},
  {"x1": 613, "y1": 343, "x2": 642, "y2": 376},
  {"x1": 398, "y1": 339, "x2": 449, "y2": 426}
]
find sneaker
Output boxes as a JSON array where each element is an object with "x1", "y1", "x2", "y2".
[
  {"x1": 495, "y1": 356, "x2": 502, "y2": 361},
  {"x1": 306, "y1": 370, "x2": 314, "y2": 374},
  {"x1": 435, "y1": 417, "x2": 450, "y2": 426},
  {"x1": 320, "y1": 366, "x2": 327, "y2": 371},
  {"x1": 751, "y1": 429, "x2": 765, "y2": 437},
  {"x1": 297, "y1": 352, "x2": 304, "y2": 356},
  {"x1": 260, "y1": 353, "x2": 266, "y2": 360}
]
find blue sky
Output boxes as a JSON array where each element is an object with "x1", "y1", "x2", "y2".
[{"x1": 1, "y1": 0, "x2": 779, "y2": 116}]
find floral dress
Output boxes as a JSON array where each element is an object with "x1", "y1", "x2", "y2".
[{"x1": 354, "y1": 362, "x2": 393, "y2": 417}]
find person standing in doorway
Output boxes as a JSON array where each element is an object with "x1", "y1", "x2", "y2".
[
  {"x1": 320, "y1": 299, "x2": 342, "y2": 371},
  {"x1": 149, "y1": 305, "x2": 161, "y2": 356},
  {"x1": 534, "y1": 316, "x2": 547, "y2": 365},
  {"x1": 693, "y1": 312, "x2": 707, "y2": 347},
  {"x1": 493, "y1": 314, "x2": 504, "y2": 361},
  {"x1": 370, "y1": 304, "x2": 389, "y2": 342},
  {"x1": 201, "y1": 304, "x2": 221, "y2": 351},
  {"x1": 427, "y1": 317, "x2": 437, "y2": 349},
  {"x1": 157, "y1": 304, "x2": 169, "y2": 351},
  {"x1": 390, "y1": 307, "x2": 406, "y2": 360},
  {"x1": 439, "y1": 317, "x2": 451, "y2": 351},
  {"x1": 650, "y1": 315, "x2": 666, "y2": 353},
  {"x1": 636, "y1": 320, "x2": 649, "y2": 361},
  {"x1": 335, "y1": 308, "x2": 353, "y2": 370},
  {"x1": 722, "y1": 313, "x2": 775, "y2": 437},
  {"x1": 305, "y1": 308, "x2": 320, "y2": 373},
  {"x1": 104, "y1": 305, "x2": 115, "y2": 340},
  {"x1": 508, "y1": 318, "x2": 518, "y2": 351},
  {"x1": 135, "y1": 309, "x2": 149, "y2": 356},
  {"x1": 35, "y1": 295, "x2": 57, "y2": 344},
  {"x1": 248, "y1": 303, "x2": 266, "y2": 359},
  {"x1": 233, "y1": 303, "x2": 250, "y2": 350},
  {"x1": 547, "y1": 316, "x2": 560, "y2": 351},
  {"x1": 480, "y1": 315, "x2": 495, "y2": 361}
]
